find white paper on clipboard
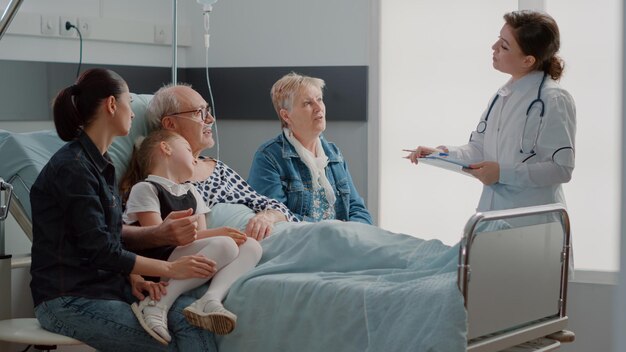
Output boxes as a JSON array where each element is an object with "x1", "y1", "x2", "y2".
[{"x1": 418, "y1": 154, "x2": 473, "y2": 176}]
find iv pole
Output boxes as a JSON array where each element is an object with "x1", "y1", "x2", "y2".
[
  {"x1": 171, "y1": 0, "x2": 178, "y2": 84},
  {"x1": 0, "y1": 0, "x2": 24, "y2": 41}
]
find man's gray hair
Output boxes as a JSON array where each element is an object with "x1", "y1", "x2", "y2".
[{"x1": 146, "y1": 83, "x2": 192, "y2": 131}]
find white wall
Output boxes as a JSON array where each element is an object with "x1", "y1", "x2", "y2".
[
  {"x1": 184, "y1": 0, "x2": 370, "y2": 68},
  {"x1": 615, "y1": 1, "x2": 626, "y2": 350},
  {"x1": 0, "y1": 0, "x2": 187, "y2": 67},
  {"x1": 379, "y1": 0, "x2": 516, "y2": 241},
  {"x1": 379, "y1": 0, "x2": 622, "y2": 272},
  {"x1": 1, "y1": 0, "x2": 371, "y2": 68},
  {"x1": 545, "y1": 0, "x2": 622, "y2": 272}
]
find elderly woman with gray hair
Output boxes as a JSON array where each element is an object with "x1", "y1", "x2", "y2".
[{"x1": 247, "y1": 72, "x2": 372, "y2": 224}]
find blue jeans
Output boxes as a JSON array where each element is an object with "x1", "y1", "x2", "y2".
[{"x1": 34, "y1": 285, "x2": 216, "y2": 352}]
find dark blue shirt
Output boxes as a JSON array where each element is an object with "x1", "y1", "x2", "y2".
[
  {"x1": 30, "y1": 132, "x2": 136, "y2": 307},
  {"x1": 248, "y1": 132, "x2": 373, "y2": 224}
]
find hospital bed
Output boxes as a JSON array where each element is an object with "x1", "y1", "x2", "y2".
[{"x1": 0, "y1": 94, "x2": 573, "y2": 351}]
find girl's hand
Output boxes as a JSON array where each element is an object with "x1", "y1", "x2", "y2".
[
  {"x1": 168, "y1": 255, "x2": 217, "y2": 280},
  {"x1": 216, "y1": 226, "x2": 247, "y2": 246},
  {"x1": 129, "y1": 274, "x2": 169, "y2": 301}
]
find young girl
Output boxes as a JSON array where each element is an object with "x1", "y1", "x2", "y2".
[{"x1": 121, "y1": 129, "x2": 262, "y2": 344}]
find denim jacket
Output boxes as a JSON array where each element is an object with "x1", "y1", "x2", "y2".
[
  {"x1": 248, "y1": 132, "x2": 372, "y2": 224},
  {"x1": 30, "y1": 132, "x2": 136, "y2": 307}
]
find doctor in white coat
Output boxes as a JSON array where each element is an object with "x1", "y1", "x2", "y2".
[{"x1": 407, "y1": 10, "x2": 576, "y2": 212}]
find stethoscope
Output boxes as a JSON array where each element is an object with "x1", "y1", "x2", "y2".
[{"x1": 475, "y1": 72, "x2": 547, "y2": 154}]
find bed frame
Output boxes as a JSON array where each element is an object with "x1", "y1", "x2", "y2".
[{"x1": 460, "y1": 203, "x2": 572, "y2": 351}]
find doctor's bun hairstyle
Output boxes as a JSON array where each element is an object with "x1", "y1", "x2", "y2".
[
  {"x1": 504, "y1": 10, "x2": 564, "y2": 80},
  {"x1": 53, "y1": 68, "x2": 127, "y2": 141},
  {"x1": 271, "y1": 72, "x2": 325, "y2": 128}
]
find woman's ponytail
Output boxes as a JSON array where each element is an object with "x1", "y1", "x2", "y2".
[{"x1": 53, "y1": 85, "x2": 84, "y2": 141}]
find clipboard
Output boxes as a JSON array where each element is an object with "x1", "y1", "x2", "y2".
[{"x1": 418, "y1": 153, "x2": 473, "y2": 176}]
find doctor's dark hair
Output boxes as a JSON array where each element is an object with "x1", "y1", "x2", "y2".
[
  {"x1": 53, "y1": 68, "x2": 127, "y2": 141},
  {"x1": 504, "y1": 10, "x2": 564, "y2": 80}
]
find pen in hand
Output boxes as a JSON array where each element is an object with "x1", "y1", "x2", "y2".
[{"x1": 402, "y1": 148, "x2": 447, "y2": 157}]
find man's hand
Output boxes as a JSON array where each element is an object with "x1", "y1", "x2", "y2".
[
  {"x1": 156, "y1": 209, "x2": 199, "y2": 246},
  {"x1": 245, "y1": 210, "x2": 285, "y2": 240},
  {"x1": 122, "y1": 210, "x2": 198, "y2": 251}
]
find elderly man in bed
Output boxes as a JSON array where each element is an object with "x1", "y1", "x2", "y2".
[{"x1": 121, "y1": 84, "x2": 297, "y2": 251}]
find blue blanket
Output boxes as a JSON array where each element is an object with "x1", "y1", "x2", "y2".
[{"x1": 208, "y1": 204, "x2": 467, "y2": 352}]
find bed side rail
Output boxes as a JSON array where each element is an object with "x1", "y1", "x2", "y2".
[
  {"x1": 6, "y1": 175, "x2": 32, "y2": 241},
  {"x1": 458, "y1": 203, "x2": 570, "y2": 309},
  {"x1": 0, "y1": 178, "x2": 14, "y2": 256},
  {"x1": 458, "y1": 203, "x2": 571, "y2": 350},
  {"x1": 0, "y1": 179, "x2": 12, "y2": 221},
  {"x1": 0, "y1": 178, "x2": 14, "y2": 321}
]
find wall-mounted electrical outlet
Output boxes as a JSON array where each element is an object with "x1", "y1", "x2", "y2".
[
  {"x1": 60, "y1": 16, "x2": 77, "y2": 37},
  {"x1": 40, "y1": 15, "x2": 58, "y2": 36},
  {"x1": 77, "y1": 18, "x2": 92, "y2": 38},
  {"x1": 154, "y1": 25, "x2": 167, "y2": 44}
]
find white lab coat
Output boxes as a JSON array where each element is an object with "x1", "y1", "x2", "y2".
[{"x1": 447, "y1": 71, "x2": 576, "y2": 212}]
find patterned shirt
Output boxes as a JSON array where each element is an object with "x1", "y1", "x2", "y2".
[
  {"x1": 310, "y1": 187, "x2": 336, "y2": 221},
  {"x1": 191, "y1": 159, "x2": 298, "y2": 222}
]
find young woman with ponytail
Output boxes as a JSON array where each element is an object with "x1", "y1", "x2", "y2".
[{"x1": 30, "y1": 68, "x2": 218, "y2": 351}]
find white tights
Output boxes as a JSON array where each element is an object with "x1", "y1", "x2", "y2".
[{"x1": 157, "y1": 236, "x2": 262, "y2": 309}]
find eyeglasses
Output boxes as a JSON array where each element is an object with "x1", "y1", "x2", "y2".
[{"x1": 164, "y1": 106, "x2": 213, "y2": 124}]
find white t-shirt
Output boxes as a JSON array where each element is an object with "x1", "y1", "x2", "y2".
[{"x1": 123, "y1": 174, "x2": 211, "y2": 224}]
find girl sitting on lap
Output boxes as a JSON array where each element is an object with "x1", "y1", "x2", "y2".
[{"x1": 122, "y1": 129, "x2": 262, "y2": 344}]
